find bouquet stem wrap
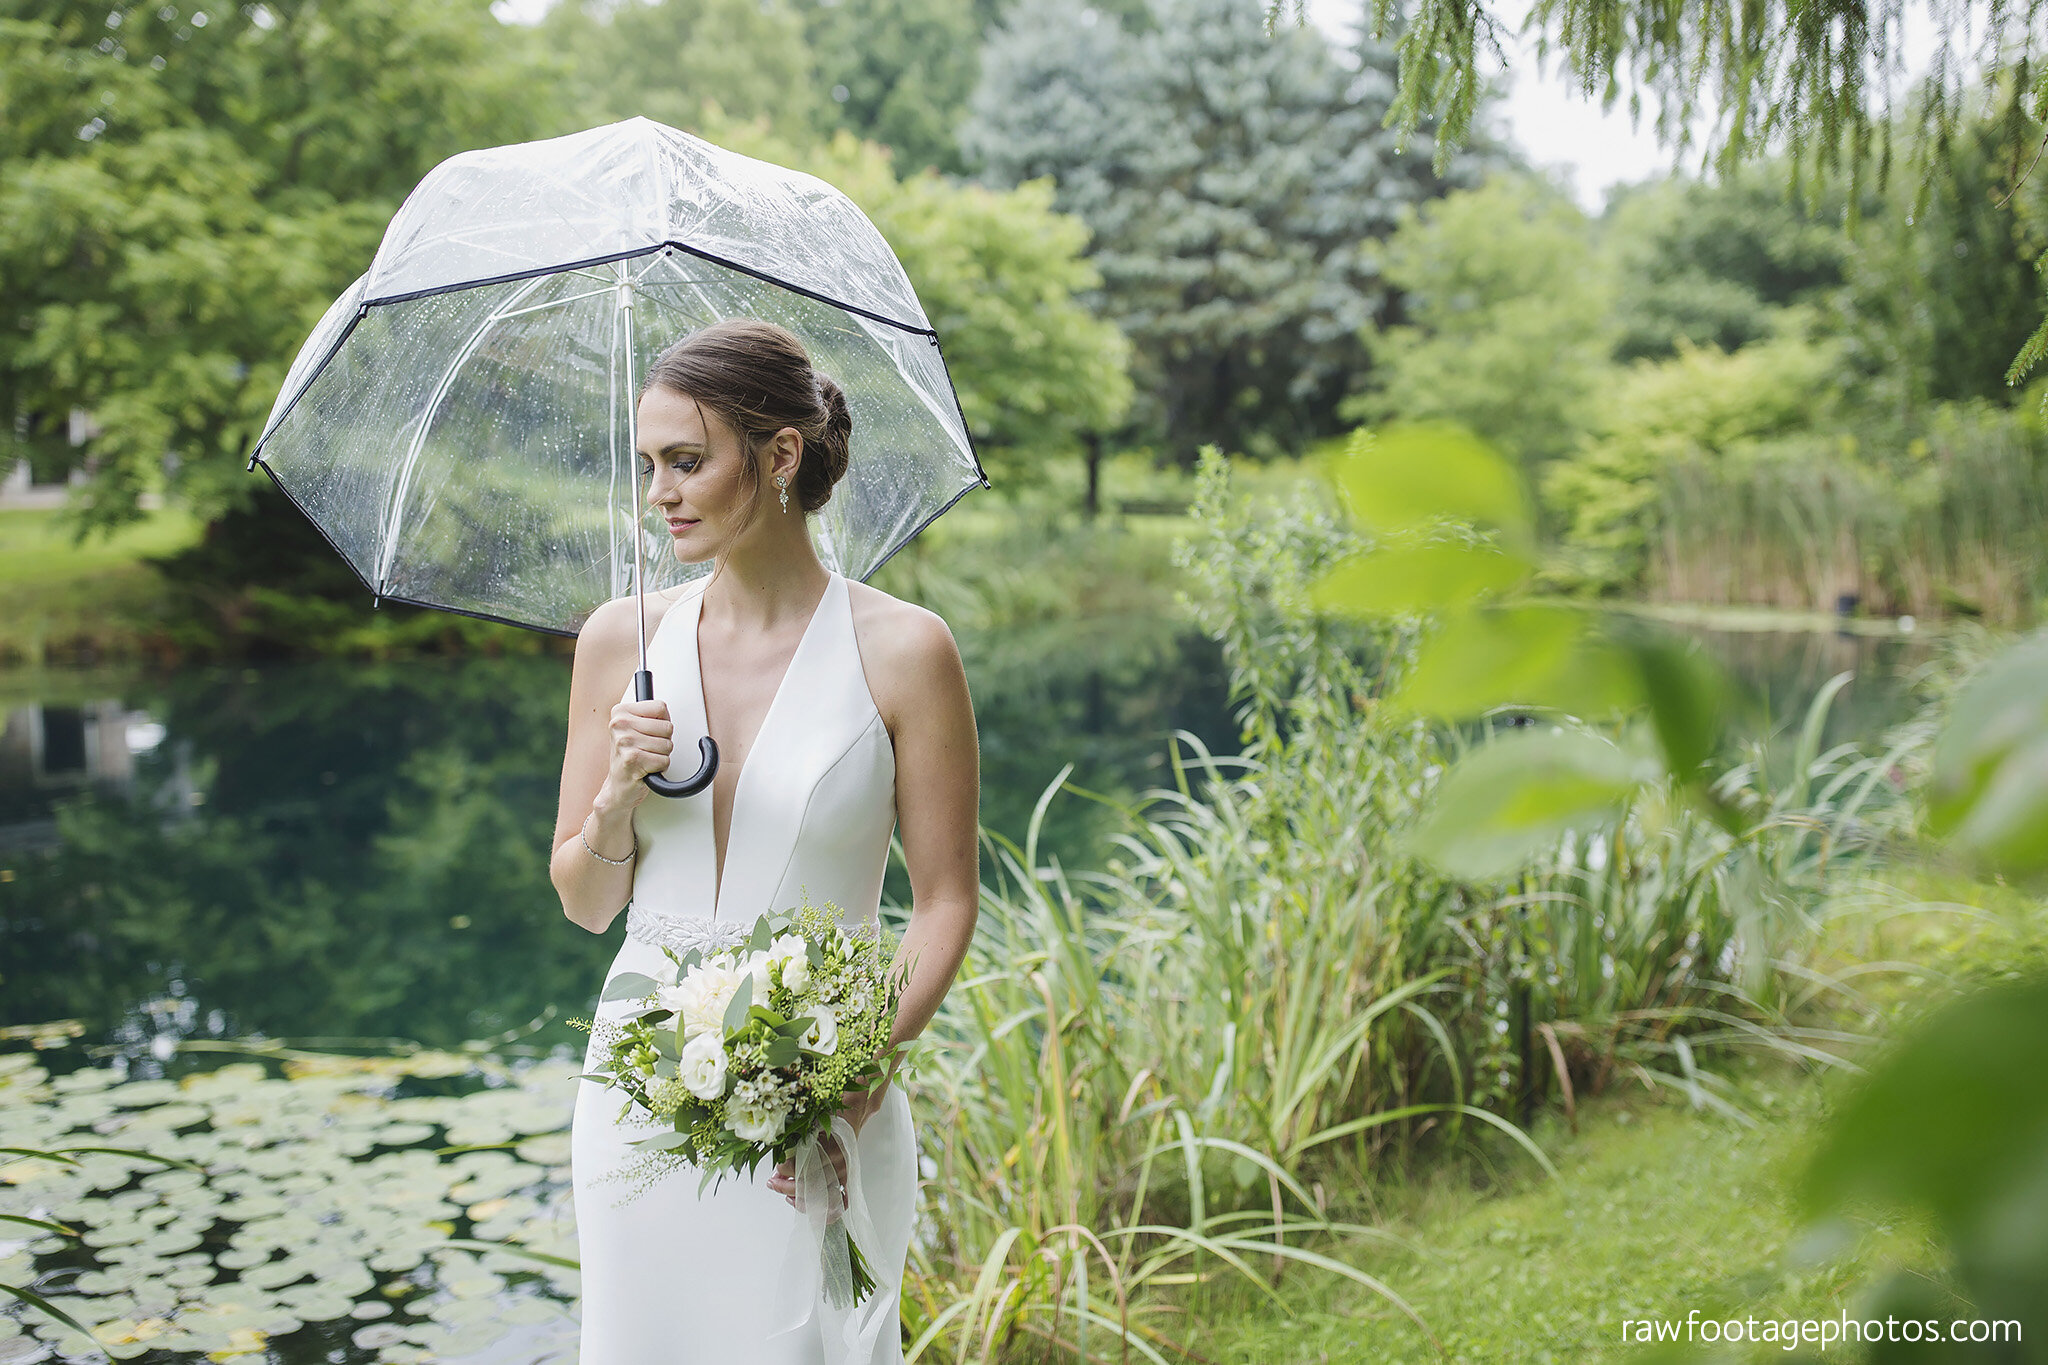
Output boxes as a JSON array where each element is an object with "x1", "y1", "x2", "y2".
[{"x1": 772, "y1": 1113, "x2": 888, "y2": 1358}]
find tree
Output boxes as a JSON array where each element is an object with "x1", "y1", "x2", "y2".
[
  {"x1": 1346, "y1": 173, "x2": 1616, "y2": 474},
  {"x1": 0, "y1": 1, "x2": 563, "y2": 538},
  {"x1": 538, "y1": 0, "x2": 824, "y2": 139},
  {"x1": 701, "y1": 117, "x2": 1132, "y2": 493},
  {"x1": 794, "y1": 0, "x2": 981, "y2": 174},
  {"x1": 1344, "y1": 0, "x2": 2048, "y2": 398},
  {"x1": 1601, "y1": 162, "x2": 1856, "y2": 363},
  {"x1": 966, "y1": 0, "x2": 1494, "y2": 462},
  {"x1": 1836, "y1": 102, "x2": 2048, "y2": 420}
]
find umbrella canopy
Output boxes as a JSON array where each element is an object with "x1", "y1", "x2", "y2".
[{"x1": 246, "y1": 116, "x2": 987, "y2": 638}]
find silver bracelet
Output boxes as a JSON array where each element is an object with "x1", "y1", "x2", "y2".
[{"x1": 580, "y1": 810, "x2": 636, "y2": 866}]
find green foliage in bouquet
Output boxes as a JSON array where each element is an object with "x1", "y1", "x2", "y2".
[{"x1": 568, "y1": 897, "x2": 915, "y2": 1303}]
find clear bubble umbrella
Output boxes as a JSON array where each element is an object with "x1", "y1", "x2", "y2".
[{"x1": 246, "y1": 116, "x2": 988, "y2": 798}]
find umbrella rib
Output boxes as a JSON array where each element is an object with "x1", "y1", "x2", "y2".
[
  {"x1": 490, "y1": 284, "x2": 615, "y2": 321},
  {"x1": 374, "y1": 273, "x2": 554, "y2": 594}
]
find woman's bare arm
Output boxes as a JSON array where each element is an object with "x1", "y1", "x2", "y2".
[
  {"x1": 879, "y1": 607, "x2": 981, "y2": 1049},
  {"x1": 550, "y1": 597, "x2": 675, "y2": 934}
]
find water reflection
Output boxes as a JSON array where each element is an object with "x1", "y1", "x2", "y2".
[
  {"x1": 0, "y1": 631, "x2": 1237, "y2": 1056},
  {"x1": 0, "y1": 617, "x2": 1939, "y2": 1061}
]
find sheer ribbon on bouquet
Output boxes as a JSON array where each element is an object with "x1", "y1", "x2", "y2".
[{"x1": 771, "y1": 1112, "x2": 895, "y2": 1363}]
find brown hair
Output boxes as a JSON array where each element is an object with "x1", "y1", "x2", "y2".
[{"x1": 640, "y1": 320, "x2": 853, "y2": 544}]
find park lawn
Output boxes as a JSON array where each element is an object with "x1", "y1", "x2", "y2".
[
  {"x1": 1181, "y1": 1065, "x2": 1943, "y2": 1365},
  {"x1": 0, "y1": 505, "x2": 203, "y2": 663}
]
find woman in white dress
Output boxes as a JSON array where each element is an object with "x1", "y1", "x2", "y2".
[{"x1": 548, "y1": 319, "x2": 981, "y2": 1365}]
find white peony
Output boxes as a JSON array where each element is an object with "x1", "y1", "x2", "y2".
[
  {"x1": 725, "y1": 1098, "x2": 790, "y2": 1144},
  {"x1": 670, "y1": 962, "x2": 746, "y2": 1041},
  {"x1": 767, "y1": 934, "x2": 810, "y2": 993},
  {"x1": 801, "y1": 1005, "x2": 840, "y2": 1056},
  {"x1": 677, "y1": 1033, "x2": 729, "y2": 1101}
]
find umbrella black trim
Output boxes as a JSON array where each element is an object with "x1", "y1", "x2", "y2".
[
  {"x1": 247, "y1": 453, "x2": 581, "y2": 638},
  {"x1": 926, "y1": 330, "x2": 993, "y2": 494},
  {"x1": 246, "y1": 243, "x2": 995, "y2": 609},
  {"x1": 858, "y1": 475, "x2": 989, "y2": 583},
  {"x1": 364, "y1": 241, "x2": 936, "y2": 340},
  {"x1": 246, "y1": 303, "x2": 368, "y2": 469}
]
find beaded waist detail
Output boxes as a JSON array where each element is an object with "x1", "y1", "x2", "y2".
[{"x1": 624, "y1": 904, "x2": 751, "y2": 956}]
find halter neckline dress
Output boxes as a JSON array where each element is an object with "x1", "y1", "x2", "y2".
[{"x1": 570, "y1": 569, "x2": 917, "y2": 1365}]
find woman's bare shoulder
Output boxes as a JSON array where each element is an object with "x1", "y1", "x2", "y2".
[
  {"x1": 572, "y1": 587, "x2": 690, "y2": 681},
  {"x1": 845, "y1": 579, "x2": 964, "y2": 724}
]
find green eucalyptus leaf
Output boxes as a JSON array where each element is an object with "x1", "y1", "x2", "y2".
[
  {"x1": 723, "y1": 978, "x2": 754, "y2": 1035},
  {"x1": 630, "y1": 1130, "x2": 693, "y2": 1153},
  {"x1": 599, "y1": 972, "x2": 663, "y2": 1004}
]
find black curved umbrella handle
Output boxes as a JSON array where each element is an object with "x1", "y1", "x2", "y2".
[{"x1": 634, "y1": 669, "x2": 718, "y2": 798}]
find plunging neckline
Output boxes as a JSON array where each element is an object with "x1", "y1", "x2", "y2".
[{"x1": 692, "y1": 571, "x2": 837, "y2": 917}]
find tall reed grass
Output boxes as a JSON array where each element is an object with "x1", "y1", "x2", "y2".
[
  {"x1": 896, "y1": 456, "x2": 1924, "y2": 1361},
  {"x1": 1650, "y1": 403, "x2": 2048, "y2": 623}
]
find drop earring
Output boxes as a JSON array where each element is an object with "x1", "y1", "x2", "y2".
[{"x1": 776, "y1": 475, "x2": 789, "y2": 514}]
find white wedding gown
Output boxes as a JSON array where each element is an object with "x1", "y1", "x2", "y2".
[{"x1": 571, "y1": 569, "x2": 919, "y2": 1364}]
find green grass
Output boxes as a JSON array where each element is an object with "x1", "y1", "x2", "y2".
[
  {"x1": 1184, "y1": 1068, "x2": 1940, "y2": 1365},
  {"x1": 0, "y1": 505, "x2": 204, "y2": 664}
]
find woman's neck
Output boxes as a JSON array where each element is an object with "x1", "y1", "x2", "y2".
[{"x1": 698, "y1": 524, "x2": 831, "y2": 634}]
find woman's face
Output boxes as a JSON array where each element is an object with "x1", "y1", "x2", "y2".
[{"x1": 636, "y1": 385, "x2": 757, "y2": 563}]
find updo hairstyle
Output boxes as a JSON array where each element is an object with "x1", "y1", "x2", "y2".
[{"x1": 640, "y1": 319, "x2": 853, "y2": 522}]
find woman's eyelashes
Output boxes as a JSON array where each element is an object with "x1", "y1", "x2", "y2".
[{"x1": 638, "y1": 457, "x2": 700, "y2": 477}]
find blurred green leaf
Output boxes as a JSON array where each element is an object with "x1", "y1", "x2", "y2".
[
  {"x1": 1625, "y1": 633, "x2": 1734, "y2": 777},
  {"x1": 1324, "y1": 421, "x2": 1533, "y2": 545},
  {"x1": 1310, "y1": 540, "x2": 1532, "y2": 615},
  {"x1": 1928, "y1": 628, "x2": 2048, "y2": 876},
  {"x1": 1404, "y1": 726, "x2": 1659, "y2": 880},
  {"x1": 1389, "y1": 604, "x2": 1639, "y2": 720},
  {"x1": 1801, "y1": 974, "x2": 2048, "y2": 1335}
]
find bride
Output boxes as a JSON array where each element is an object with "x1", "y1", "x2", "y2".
[{"x1": 548, "y1": 318, "x2": 981, "y2": 1364}]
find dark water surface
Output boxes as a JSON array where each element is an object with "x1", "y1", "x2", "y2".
[
  {"x1": 0, "y1": 616, "x2": 1936, "y2": 1064},
  {"x1": 0, "y1": 619, "x2": 1236, "y2": 1061}
]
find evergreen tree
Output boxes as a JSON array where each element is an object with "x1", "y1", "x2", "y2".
[
  {"x1": 795, "y1": 0, "x2": 980, "y2": 174},
  {"x1": 966, "y1": 0, "x2": 1495, "y2": 461}
]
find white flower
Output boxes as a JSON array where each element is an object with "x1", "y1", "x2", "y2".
[
  {"x1": 801, "y1": 1005, "x2": 840, "y2": 1056},
  {"x1": 670, "y1": 962, "x2": 745, "y2": 1041},
  {"x1": 743, "y1": 950, "x2": 773, "y2": 997},
  {"x1": 767, "y1": 934, "x2": 810, "y2": 994},
  {"x1": 649, "y1": 955, "x2": 682, "y2": 988},
  {"x1": 677, "y1": 1033, "x2": 729, "y2": 1101},
  {"x1": 725, "y1": 1099, "x2": 789, "y2": 1144}
]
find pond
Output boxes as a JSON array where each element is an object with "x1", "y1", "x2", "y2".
[
  {"x1": 0, "y1": 607, "x2": 1941, "y2": 1364},
  {"x1": 0, "y1": 615, "x2": 1237, "y2": 1061}
]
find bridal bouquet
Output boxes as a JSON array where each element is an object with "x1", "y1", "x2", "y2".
[{"x1": 570, "y1": 896, "x2": 910, "y2": 1307}]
